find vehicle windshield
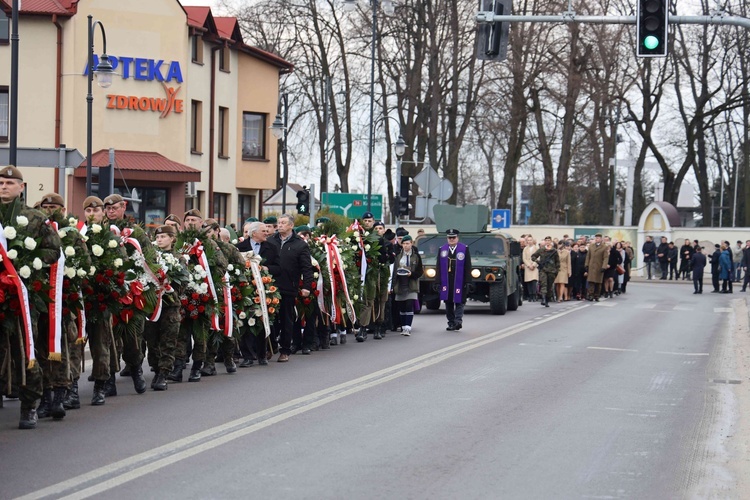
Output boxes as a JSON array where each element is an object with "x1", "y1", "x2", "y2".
[{"x1": 418, "y1": 235, "x2": 505, "y2": 257}]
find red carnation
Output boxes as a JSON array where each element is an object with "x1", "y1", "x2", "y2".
[
  {"x1": 187, "y1": 304, "x2": 196, "y2": 311},
  {"x1": 105, "y1": 269, "x2": 114, "y2": 278},
  {"x1": 63, "y1": 279, "x2": 71, "y2": 287},
  {"x1": 97, "y1": 293, "x2": 105, "y2": 302},
  {"x1": 303, "y1": 298, "x2": 311, "y2": 305},
  {"x1": 62, "y1": 307, "x2": 70, "y2": 316},
  {"x1": 69, "y1": 292, "x2": 79, "y2": 301},
  {"x1": 201, "y1": 295, "x2": 209, "y2": 303},
  {"x1": 192, "y1": 293, "x2": 199, "y2": 301},
  {"x1": 198, "y1": 305, "x2": 205, "y2": 313},
  {"x1": 98, "y1": 304, "x2": 107, "y2": 312}
]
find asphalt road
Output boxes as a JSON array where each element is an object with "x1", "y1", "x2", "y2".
[{"x1": 0, "y1": 282, "x2": 744, "y2": 499}]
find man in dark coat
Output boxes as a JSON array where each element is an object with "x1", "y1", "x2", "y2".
[
  {"x1": 435, "y1": 229, "x2": 472, "y2": 331},
  {"x1": 709, "y1": 244, "x2": 722, "y2": 293},
  {"x1": 741, "y1": 240, "x2": 750, "y2": 292},
  {"x1": 642, "y1": 236, "x2": 657, "y2": 280},
  {"x1": 690, "y1": 247, "x2": 707, "y2": 294},
  {"x1": 656, "y1": 236, "x2": 670, "y2": 280},
  {"x1": 268, "y1": 214, "x2": 314, "y2": 362}
]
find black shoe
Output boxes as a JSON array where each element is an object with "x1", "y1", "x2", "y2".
[
  {"x1": 258, "y1": 358, "x2": 268, "y2": 366},
  {"x1": 239, "y1": 358, "x2": 254, "y2": 368},
  {"x1": 131, "y1": 366, "x2": 147, "y2": 394},
  {"x1": 153, "y1": 373, "x2": 168, "y2": 391},
  {"x1": 51, "y1": 387, "x2": 67, "y2": 420},
  {"x1": 201, "y1": 363, "x2": 217, "y2": 376},
  {"x1": 103, "y1": 373, "x2": 117, "y2": 397},
  {"x1": 91, "y1": 380, "x2": 106, "y2": 406},
  {"x1": 373, "y1": 331, "x2": 383, "y2": 340},
  {"x1": 446, "y1": 324, "x2": 456, "y2": 331},
  {"x1": 167, "y1": 360, "x2": 184, "y2": 382},
  {"x1": 19, "y1": 407, "x2": 38, "y2": 430},
  {"x1": 693, "y1": 291, "x2": 699, "y2": 294},
  {"x1": 301, "y1": 347, "x2": 312, "y2": 355},
  {"x1": 225, "y1": 359, "x2": 237, "y2": 373},
  {"x1": 356, "y1": 327, "x2": 367, "y2": 342},
  {"x1": 454, "y1": 323, "x2": 463, "y2": 331},
  {"x1": 340, "y1": 332, "x2": 347, "y2": 344},
  {"x1": 594, "y1": 297, "x2": 599, "y2": 302},
  {"x1": 37, "y1": 389, "x2": 53, "y2": 419},
  {"x1": 63, "y1": 379, "x2": 81, "y2": 410},
  {"x1": 119, "y1": 365, "x2": 131, "y2": 377},
  {"x1": 544, "y1": 298, "x2": 550, "y2": 307},
  {"x1": 87, "y1": 373, "x2": 95, "y2": 382}
]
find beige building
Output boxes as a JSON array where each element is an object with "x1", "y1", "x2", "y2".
[{"x1": 0, "y1": 0, "x2": 291, "y2": 228}]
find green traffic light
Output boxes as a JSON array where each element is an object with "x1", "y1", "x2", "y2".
[{"x1": 644, "y1": 35, "x2": 660, "y2": 50}]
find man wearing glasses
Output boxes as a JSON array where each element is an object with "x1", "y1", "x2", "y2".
[{"x1": 435, "y1": 229, "x2": 472, "y2": 331}]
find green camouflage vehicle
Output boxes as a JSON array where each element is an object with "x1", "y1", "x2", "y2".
[{"x1": 415, "y1": 205, "x2": 523, "y2": 315}]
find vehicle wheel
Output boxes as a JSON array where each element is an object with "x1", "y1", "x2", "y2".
[
  {"x1": 425, "y1": 299, "x2": 441, "y2": 311},
  {"x1": 507, "y1": 286, "x2": 520, "y2": 311},
  {"x1": 489, "y1": 283, "x2": 508, "y2": 315}
]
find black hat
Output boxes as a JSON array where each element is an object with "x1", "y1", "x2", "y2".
[
  {"x1": 715, "y1": 244, "x2": 720, "y2": 248},
  {"x1": 384, "y1": 229, "x2": 396, "y2": 241},
  {"x1": 315, "y1": 217, "x2": 330, "y2": 225},
  {"x1": 446, "y1": 228, "x2": 459, "y2": 237},
  {"x1": 263, "y1": 216, "x2": 278, "y2": 224},
  {"x1": 395, "y1": 227, "x2": 408, "y2": 237},
  {"x1": 362, "y1": 212, "x2": 374, "y2": 219},
  {"x1": 373, "y1": 220, "x2": 385, "y2": 228}
]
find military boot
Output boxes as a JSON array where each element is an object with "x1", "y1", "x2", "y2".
[
  {"x1": 103, "y1": 373, "x2": 117, "y2": 397},
  {"x1": 63, "y1": 379, "x2": 81, "y2": 410},
  {"x1": 373, "y1": 323, "x2": 383, "y2": 340},
  {"x1": 356, "y1": 326, "x2": 367, "y2": 342},
  {"x1": 201, "y1": 361, "x2": 217, "y2": 376},
  {"x1": 152, "y1": 372, "x2": 168, "y2": 391},
  {"x1": 91, "y1": 380, "x2": 106, "y2": 406},
  {"x1": 19, "y1": 406, "x2": 38, "y2": 430},
  {"x1": 167, "y1": 359, "x2": 184, "y2": 382},
  {"x1": 188, "y1": 361, "x2": 203, "y2": 382},
  {"x1": 51, "y1": 387, "x2": 67, "y2": 420},
  {"x1": 131, "y1": 366, "x2": 147, "y2": 394},
  {"x1": 36, "y1": 389, "x2": 53, "y2": 419}
]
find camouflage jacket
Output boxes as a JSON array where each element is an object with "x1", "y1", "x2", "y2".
[{"x1": 0, "y1": 198, "x2": 61, "y2": 265}]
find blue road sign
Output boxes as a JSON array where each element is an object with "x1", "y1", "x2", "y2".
[{"x1": 491, "y1": 209, "x2": 511, "y2": 229}]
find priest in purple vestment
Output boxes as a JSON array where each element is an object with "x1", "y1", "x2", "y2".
[{"x1": 435, "y1": 229, "x2": 473, "y2": 331}]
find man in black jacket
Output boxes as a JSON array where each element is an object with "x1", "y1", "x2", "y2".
[
  {"x1": 268, "y1": 215, "x2": 314, "y2": 362},
  {"x1": 237, "y1": 221, "x2": 281, "y2": 366},
  {"x1": 740, "y1": 240, "x2": 750, "y2": 292},
  {"x1": 709, "y1": 244, "x2": 722, "y2": 292},
  {"x1": 656, "y1": 236, "x2": 670, "y2": 280},
  {"x1": 642, "y1": 236, "x2": 657, "y2": 280}
]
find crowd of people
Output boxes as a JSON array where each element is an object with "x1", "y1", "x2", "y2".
[
  {"x1": 519, "y1": 233, "x2": 634, "y2": 304},
  {"x1": 0, "y1": 164, "x2": 436, "y2": 430}
]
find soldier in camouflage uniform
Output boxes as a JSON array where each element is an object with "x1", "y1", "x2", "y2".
[
  {"x1": 143, "y1": 225, "x2": 188, "y2": 391},
  {"x1": 0, "y1": 166, "x2": 62, "y2": 429},
  {"x1": 356, "y1": 213, "x2": 393, "y2": 341},
  {"x1": 531, "y1": 238, "x2": 560, "y2": 307},
  {"x1": 35, "y1": 193, "x2": 90, "y2": 419},
  {"x1": 103, "y1": 194, "x2": 148, "y2": 395}
]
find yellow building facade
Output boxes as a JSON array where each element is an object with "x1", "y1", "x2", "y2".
[{"x1": 0, "y1": 0, "x2": 290, "y2": 227}]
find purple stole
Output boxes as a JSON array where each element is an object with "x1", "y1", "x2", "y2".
[{"x1": 439, "y1": 242, "x2": 467, "y2": 303}]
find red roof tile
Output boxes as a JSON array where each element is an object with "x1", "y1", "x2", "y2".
[
  {"x1": 76, "y1": 150, "x2": 201, "y2": 181},
  {"x1": 214, "y1": 16, "x2": 241, "y2": 42},
  {"x1": 184, "y1": 5, "x2": 211, "y2": 29},
  {"x1": 0, "y1": 0, "x2": 78, "y2": 16}
]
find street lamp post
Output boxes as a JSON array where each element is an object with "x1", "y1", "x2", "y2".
[
  {"x1": 394, "y1": 133, "x2": 406, "y2": 221},
  {"x1": 709, "y1": 190, "x2": 717, "y2": 227},
  {"x1": 270, "y1": 93, "x2": 289, "y2": 213},
  {"x1": 343, "y1": 0, "x2": 395, "y2": 212},
  {"x1": 86, "y1": 15, "x2": 114, "y2": 197}
]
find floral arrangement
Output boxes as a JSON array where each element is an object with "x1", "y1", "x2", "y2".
[
  {"x1": 51, "y1": 216, "x2": 92, "y2": 319},
  {"x1": 239, "y1": 252, "x2": 281, "y2": 338},
  {"x1": 308, "y1": 233, "x2": 359, "y2": 326},
  {"x1": 79, "y1": 223, "x2": 129, "y2": 323}
]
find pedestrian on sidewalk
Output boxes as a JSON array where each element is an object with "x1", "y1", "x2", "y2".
[
  {"x1": 719, "y1": 243, "x2": 733, "y2": 293},
  {"x1": 690, "y1": 246, "x2": 706, "y2": 294},
  {"x1": 710, "y1": 244, "x2": 722, "y2": 293}
]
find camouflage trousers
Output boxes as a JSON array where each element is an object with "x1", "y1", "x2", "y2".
[
  {"x1": 539, "y1": 270, "x2": 556, "y2": 299},
  {"x1": 37, "y1": 313, "x2": 79, "y2": 389},
  {"x1": 113, "y1": 315, "x2": 145, "y2": 370},
  {"x1": 0, "y1": 318, "x2": 44, "y2": 408},
  {"x1": 175, "y1": 321, "x2": 206, "y2": 364},
  {"x1": 87, "y1": 311, "x2": 115, "y2": 381},
  {"x1": 359, "y1": 288, "x2": 389, "y2": 327},
  {"x1": 205, "y1": 331, "x2": 236, "y2": 366},
  {"x1": 143, "y1": 306, "x2": 181, "y2": 374}
]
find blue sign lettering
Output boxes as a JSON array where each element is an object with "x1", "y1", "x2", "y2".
[{"x1": 83, "y1": 55, "x2": 184, "y2": 83}]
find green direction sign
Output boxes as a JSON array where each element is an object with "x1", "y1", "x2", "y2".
[{"x1": 320, "y1": 193, "x2": 383, "y2": 220}]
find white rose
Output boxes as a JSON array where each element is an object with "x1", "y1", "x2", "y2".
[
  {"x1": 342, "y1": 264, "x2": 347, "y2": 270},
  {"x1": 247, "y1": 317, "x2": 256, "y2": 326},
  {"x1": 32, "y1": 258, "x2": 43, "y2": 270},
  {"x1": 108, "y1": 239, "x2": 118, "y2": 248},
  {"x1": 353, "y1": 294, "x2": 359, "y2": 300},
  {"x1": 239, "y1": 311, "x2": 247, "y2": 319},
  {"x1": 193, "y1": 273, "x2": 202, "y2": 281},
  {"x1": 15, "y1": 215, "x2": 28, "y2": 227},
  {"x1": 311, "y1": 258, "x2": 319, "y2": 267},
  {"x1": 194, "y1": 264, "x2": 203, "y2": 272},
  {"x1": 237, "y1": 320, "x2": 244, "y2": 327},
  {"x1": 3, "y1": 226, "x2": 16, "y2": 239},
  {"x1": 255, "y1": 308, "x2": 263, "y2": 317},
  {"x1": 7, "y1": 249, "x2": 18, "y2": 259},
  {"x1": 114, "y1": 258, "x2": 123, "y2": 268},
  {"x1": 364, "y1": 231, "x2": 370, "y2": 236},
  {"x1": 89, "y1": 266, "x2": 96, "y2": 275},
  {"x1": 91, "y1": 244, "x2": 104, "y2": 257},
  {"x1": 19, "y1": 265, "x2": 31, "y2": 279},
  {"x1": 235, "y1": 269, "x2": 241, "y2": 276},
  {"x1": 199, "y1": 283, "x2": 208, "y2": 294},
  {"x1": 68, "y1": 217, "x2": 78, "y2": 226},
  {"x1": 354, "y1": 233, "x2": 360, "y2": 241},
  {"x1": 65, "y1": 246, "x2": 76, "y2": 257},
  {"x1": 231, "y1": 239, "x2": 238, "y2": 245},
  {"x1": 58, "y1": 230, "x2": 67, "y2": 239},
  {"x1": 91, "y1": 224, "x2": 102, "y2": 234},
  {"x1": 24, "y1": 237, "x2": 37, "y2": 250},
  {"x1": 77, "y1": 269, "x2": 88, "y2": 277},
  {"x1": 65, "y1": 267, "x2": 76, "y2": 279},
  {"x1": 365, "y1": 244, "x2": 371, "y2": 251},
  {"x1": 227, "y1": 264, "x2": 234, "y2": 272},
  {"x1": 352, "y1": 245, "x2": 358, "y2": 250},
  {"x1": 314, "y1": 272, "x2": 319, "y2": 279}
]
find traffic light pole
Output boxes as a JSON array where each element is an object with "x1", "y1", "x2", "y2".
[{"x1": 475, "y1": 12, "x2": 750, "y2": 31}]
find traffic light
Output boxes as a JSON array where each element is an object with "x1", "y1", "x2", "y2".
[
  {"x1": 95, "y1": 164, "x2": 114, "y2": 199},
  {"x1": 476, "y1": 0, "x2": 511, "y2": 62},
  {"x1": 397, "y1": 175, "x2": 411, "y2": 217},
  {"x1": 296, "y1": 188, "x2": 310, "y2": 215},
  {"x1": 637, "y1": 0, "x2": 668, "y2": 57}
]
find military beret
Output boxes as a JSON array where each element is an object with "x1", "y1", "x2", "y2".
[
  {"x1": 40, "y1": 192, "x2": 64, "y2": 207},
  {"x1": 263, "y1": 216, "x2": 277, "y2": 224},
  {"x1": 0, "y1": 165, "x2": 23, "y2": 181},
  {"x1": 373, "y1": 220, "x2": 385, "y2": 228},
  {"x1": 154, "y1": 225, "x2": 176, "y2": 236},
  {"x1": 294, "y1": 225, "x2": 310, "y2": 234},
  {"x1": 164, "y1": 214, "x2": 182, "y2": 225},
  {"x1": 401, "y1": 235, "x2": 413, "y2": 243},
  {"x1": 102, "y1": 194, "x2": 124, "y2": 206},
  {"x1": 315, "y1": 217, "x2": 330, "y2": 225},
  {"x1": 33, "y1": 201, "x2": 42, "y2": 209},
  {"x1": 83, "y1": 196, "x2": 104, "y2": 210},
  {"x1": 446, "y1": 228, "x2": 459, "y2": 236},
  {"x1": 361, "y1": 212, "x2": 374, "y2": 219},
  {"x1": 244, "y1": 217, "x2": 259, "y2": 223},
  {"x1": 203, "y1": 218, "x2": 220, "y2": 230},
  {"x1": 184, "y1": 208, "x2": 203, "y2": 219}
]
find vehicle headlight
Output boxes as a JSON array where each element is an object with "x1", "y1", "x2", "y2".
[
  {"x1": 471, "y1": 268, "x2": 481, "y2": 278},
  {"x1": 425, "y1": 268, "x2": 436, "y2": 278}
]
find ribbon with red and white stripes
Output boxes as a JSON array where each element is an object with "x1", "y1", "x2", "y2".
[
  {"x1": 45, "y1": 221, "x2": 65, "y2": 361},
  {"x1": 111, "y1": 225, "x2": 163, "y2": 321},
  {"x1": 188, "y1": 239, "x2": 220, "y2": 330},
  {"x1": 222, "y1": 272, "x2": 233, "y2": 337},
  {"x1": 319, "y1": 235, "x2": 357, "y2": 325}
]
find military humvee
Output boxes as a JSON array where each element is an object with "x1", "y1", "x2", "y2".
[{"x1": 415, "y1": 205, "x2": 523, "y2": 315}]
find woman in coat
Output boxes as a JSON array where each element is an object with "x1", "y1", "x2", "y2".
[
  {"x1": 392, "y1": 235, "x2": 423, "y2": 335},
  {"x1": 719, "y1": 243, "x2": 733, "y2": 293},
  {"x1": 522, "y1": 236, "x2": 539, "y2": 301},
  {"x1": 555, "y1": 242, "x2": 571, "y2": 302},
  {"x1": 603, "y1": 242, "x2": 623, "y2": 299}
]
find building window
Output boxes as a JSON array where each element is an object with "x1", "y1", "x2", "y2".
[
  {"x1": 218, "y1": 106, "x2": 229, "y2": 158},
  {"x1": 191, "y1": 35, "x2": 203, "y2": 64},
  {"x1": 191, "y1": 100, "x2": 203, "y2": 154},
  {"x1": 238, "y1": 194, "x2": 256, "y2": 227},
  {"x1": 0, "y1": 15, "x2": 9, "y2": 44},
  {"x1": 242, "y1": 113, "x2": 265, "y2": 160},
  {"x1": 219, "y1": 45, "x2": 230, "y2": 72},
  {"x1": 213, "y1": 192, "x2": 228, "y2": 227},
  {"x1": 0, "y1": 87, "x2": 8, "y2": 142}
]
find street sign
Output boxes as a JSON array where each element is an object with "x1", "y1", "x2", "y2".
[
  {"x1": 0, "y1": 147, "x2": 85, "y2": 168},
  {"x1": 320, "y1": 193, "x2": 383, "y2": 220},
  {"x1": 491, "y1": 208, "x2": 511, "y2": 229}
]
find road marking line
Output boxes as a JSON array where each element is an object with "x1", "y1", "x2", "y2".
[
  {"x1": 593, "y1": 302, "x2": 616, "y2": 307},
  {"x1": 587, "y1": 346, "x2": 638, "y2": 352},
  {"x1": 636, "y1": 304, "x2": 656, "y2": 309},
  {"x1": 714, "y1": 307, "x2": 733, "y2": 313},
  {"x1": 21, "y1": 305, "x2": 590, "y2": 500},
  {"x1": 655, "y1": 351, "x2": 709, "y2": 356}
]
